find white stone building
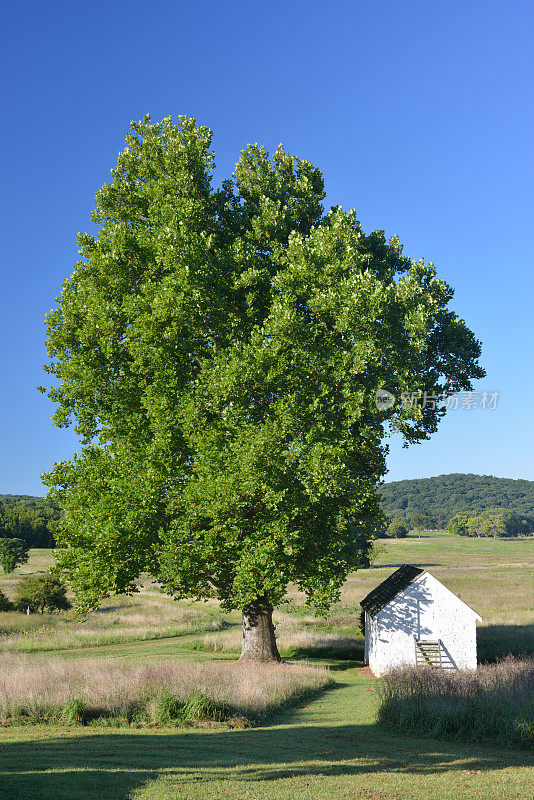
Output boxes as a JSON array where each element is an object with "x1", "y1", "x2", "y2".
[{"x1": 362, "y1": 564, "x2": 481, "y2": 676}]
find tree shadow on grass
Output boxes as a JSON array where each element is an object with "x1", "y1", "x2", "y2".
[
  {"x1": 371, "y1": 562, "x2": 441, "y2": 569},
  {"x1": 282, "y1": 651, "x2": 363, "y2": 671},
  {"x1": 478, "y1": 624, "x2": 534, "y2": 662},
  {"x1": 318, "y1": 659, "x2": 363, "y2": 671},
  {"x1": 0, "y1": 719, "x2": 530, "y2": 800},
  {"x1": 288, "y1": 641, "x2": 364, "y2": 662}
]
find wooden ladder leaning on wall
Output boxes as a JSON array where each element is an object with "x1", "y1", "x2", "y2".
[{"x1": 415, "y1": 639, "x2": 444, "y2": 668}]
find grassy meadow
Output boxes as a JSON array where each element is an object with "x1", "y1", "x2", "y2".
[
  {"x1": 378, "y1": 658, "x2": 534, "y2": 746},
  {"x1": 0, "y1": 654, "x2": 332, "y2": 726},
  {"x1": 0, "y1": 531, "x2": 532, "y2": 799}
]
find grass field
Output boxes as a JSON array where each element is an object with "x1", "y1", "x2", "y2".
[
  {"x1": 0, "y1": 532, "x2": 532, "y2": 799},
  {"x1": 0, "y1": 551, "x2": 225, "y2": 653},
  {"x1": 0, "y1": 670, "x2": 532, "y2": 800}
]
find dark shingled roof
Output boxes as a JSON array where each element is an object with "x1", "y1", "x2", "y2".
[{"x1": 361, "y1": 564, "x2": 425, "y2": 617}]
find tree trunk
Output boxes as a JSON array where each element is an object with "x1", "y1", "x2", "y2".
[{"x1": 239, "y1": 599, "x2": 281, "y2": 662}]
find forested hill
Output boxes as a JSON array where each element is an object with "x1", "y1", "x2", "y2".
[
  {"x1": 380, "y1": 473, "x2": 534, "y2": 528},
  {"x1": 0, "y1": 495, "x2": 60, "y2": 547}
]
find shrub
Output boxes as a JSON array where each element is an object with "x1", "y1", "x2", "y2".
[
  {"x1": 0, "y1": 537, "x2": 29, "y2": 573},
  {"x1": 14, "y1": 572, "x2": 71, "y2": 613},
  {"x1": 386, "y1": 518, "x2": 409, "y2": 538},
  {"x1": 377, "y1": 657, "x2": 534, "y2": 747},
  {"x1": 0, "y1": 589, "x2": 14, "y2": 612}
]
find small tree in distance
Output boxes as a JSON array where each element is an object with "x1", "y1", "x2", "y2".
[
  {"x1": 410, "y1": 512, "x2": 431, "y2": 531},
  {"x1": 0, "y1": 538, "x2": 30, "y2": 574},
  {"x1": 14, "y1": 572, "x2": 71, "y2": 614},
  {"x1": 0, "y1": 589, "x2": 14, "y2": 612},
  {"x1": 42, "y1": 116, "x2": 484, "y2": 661},
  {"x1": 386, "y1": 518, "x2": 409, "y2": 538}
]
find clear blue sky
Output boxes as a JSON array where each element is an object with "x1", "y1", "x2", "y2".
[{"x1": 1, "y1": 0, "x2": 533, "y2": 496}]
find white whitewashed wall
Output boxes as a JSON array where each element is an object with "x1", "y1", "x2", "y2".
[{"x1": 366, "y1": 572, "x2": 480, "y2": 676}]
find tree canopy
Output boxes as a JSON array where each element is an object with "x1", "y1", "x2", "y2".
[
  {"x1": 0, "y1": 590, "x2": 14, "y2": 612},
  {"x1": 14, "y1": 572, "x2": 71, "y2": 614},
  {"x1": 384, "y1": 518, "x2": 409, "y2": 538},
  {"x1": 448, "y1": 508, "x2": 533, "y2": 538},
  {"x1": 42, "y1": 115, "x2": 484, "y2": 659},
  {"x1": 0, "y1": 538, "x2": 29, "y2": 573}
]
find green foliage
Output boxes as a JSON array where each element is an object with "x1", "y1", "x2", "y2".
[
  {"x1": 409, "y1": 512, "x2": 432, "y2": 530},
  {"x1": 385, "y1": 518, "x2": 409, "y2": 538},
  {"x1": 59, "y1": 697, "x2": 86, "y2": 725},
  {"x1": 0, "y1": 589, "x2": 14, "y2": 611},
  {"x1": 449, "y1": 507, "x2": 533, "y2": 538},
  {"x1": 0, "y1": 495, "x2": 59, "y2": 547},
  {"x1": 42, "y1": 115, "x2": 484, "y2": 616},
  {"x1": 0, "y1": 537, "x2": 30, "y2": 573},
  {"x1": 381, "y1": 473, "x2": 534, "y2": 528},
  {"x1": 1, "y1": 688, "x2": 225, "y2": 728},
  {"x1": 146, "y1": 689, "x2": 224, "y2": 726},
  {"x1": 14, "y1": 572, "x2": 71, "y2": 613},
  {"x1": 447, "y1": 512, "x2": 469, "y2": 536}
]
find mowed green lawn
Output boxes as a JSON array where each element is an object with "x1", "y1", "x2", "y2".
[{"x1": 0, "y1": 533, "x2": 533, "y2": 799}]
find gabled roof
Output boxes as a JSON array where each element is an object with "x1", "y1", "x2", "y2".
[
  {"x1": 361, "y1": 564, "x2": 482, "y2": 620},
  {"x1": 361, "y1": 564, "x2": 424, "y2": 616}
]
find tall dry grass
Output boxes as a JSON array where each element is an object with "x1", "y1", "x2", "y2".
[
  {"x1": 378, "y1": 657, "x2": 534, "y2": 747},
  {"x1": 0, "y1": 596, "x2": 223, "y2": 653},
  {"x1": 196, "y1": 613, "x2": 363, "y2": 659},
  {"x1": 0, "y1": 653, "x2": 332, "y2": 726}
]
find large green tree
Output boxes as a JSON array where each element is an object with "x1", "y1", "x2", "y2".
[{"x1": 42, "y1": 116, "x2": 484, "y2": 661}]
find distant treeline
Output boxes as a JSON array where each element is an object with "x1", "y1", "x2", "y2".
[
  {"x1": 0, "y1": 495, "x2": 59, "y2": 548},
  {"x1": 380, "y1": 473, "x2": 534, "y2": 531}
]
